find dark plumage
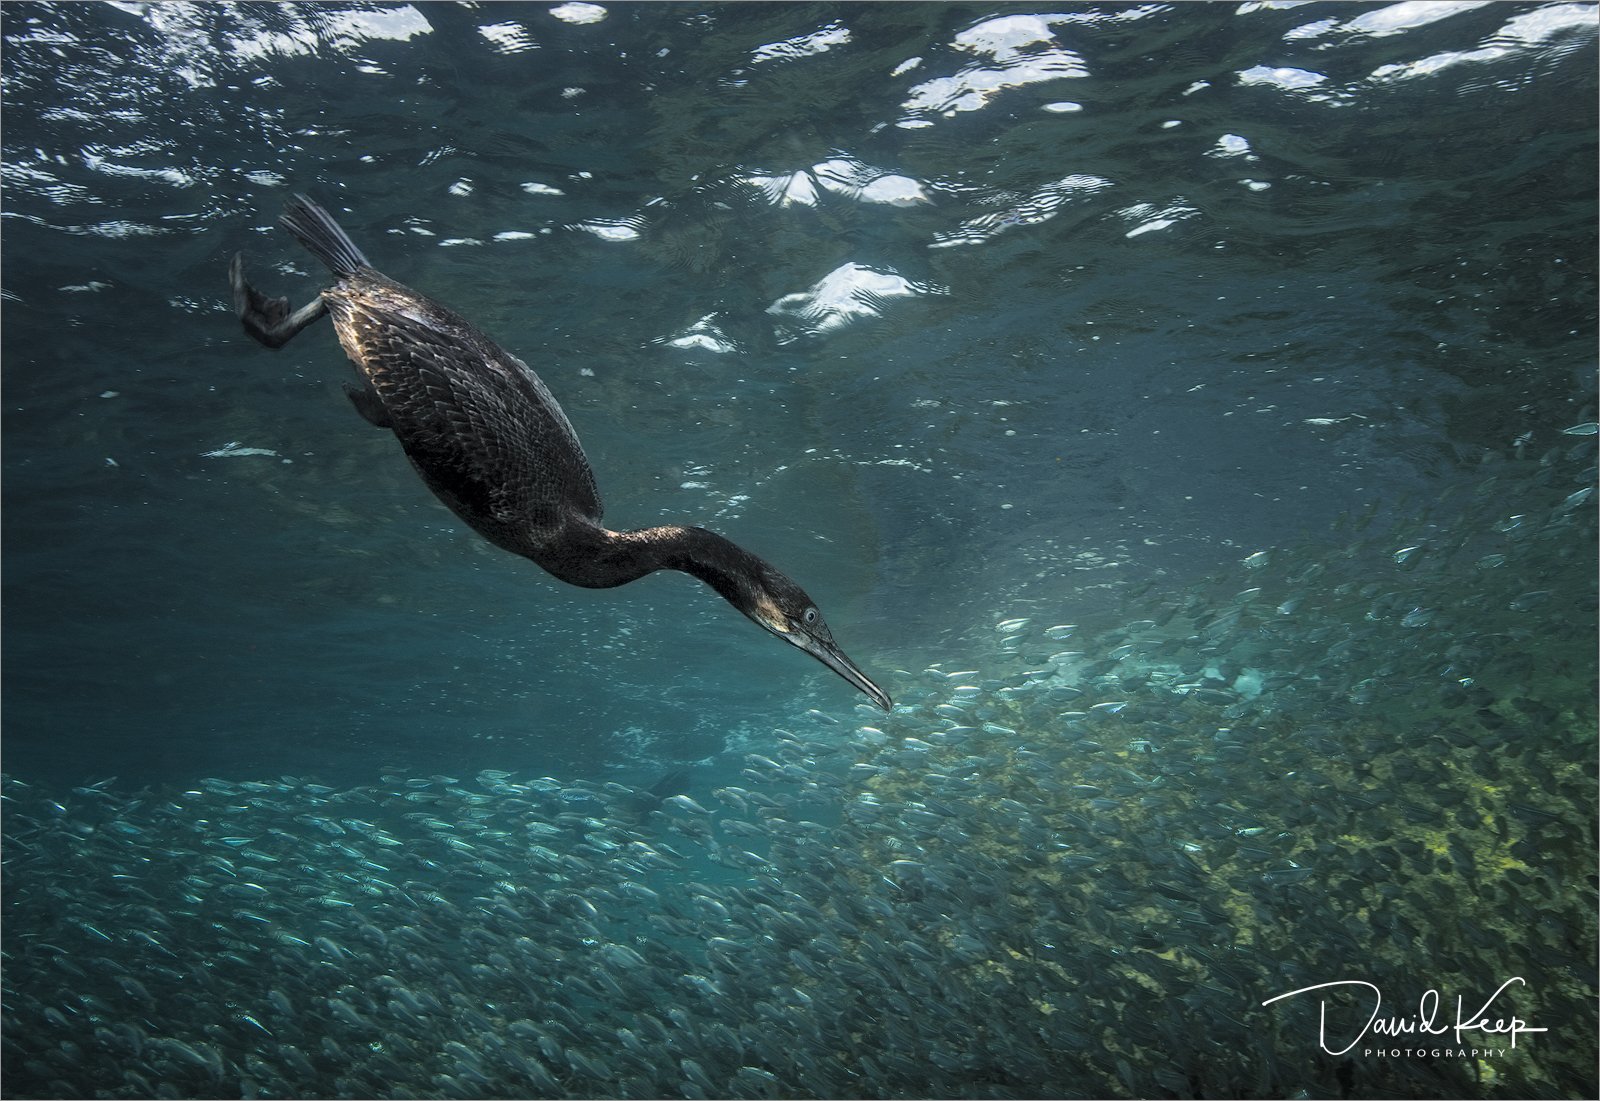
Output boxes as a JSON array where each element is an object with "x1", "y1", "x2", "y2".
[{"x1": 230, "y1": 194, "x2": 890, "y2": 711}]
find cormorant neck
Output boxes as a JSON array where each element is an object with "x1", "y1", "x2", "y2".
[
  {"x1": 550, "y1": 523, "x2": 770, "y2": 611},
  {"x1": 600, "y1": 525, "x2": 770, "y2": 612}
]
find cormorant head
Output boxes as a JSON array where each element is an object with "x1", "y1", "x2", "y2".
[
  {"x1": 666, "y1": 525, "x2": 892, "y2": 711},
  {"x1": 740, "y1": 569, "x2": 893, "y2": 712}
]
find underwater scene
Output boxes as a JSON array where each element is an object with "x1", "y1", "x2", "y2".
[{"x1": 2, "y1": 2, "x2": 1595, "y2": 1099}]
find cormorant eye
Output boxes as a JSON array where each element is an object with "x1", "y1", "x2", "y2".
[{"x1": 803, "y1": 607, "x2": 819, "y2": 626}]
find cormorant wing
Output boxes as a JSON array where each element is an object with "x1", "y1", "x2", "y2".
[{"x1": 335, "y1": 295, "x2": 604, "y2": 529}]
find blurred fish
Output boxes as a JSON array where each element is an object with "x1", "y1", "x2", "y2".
[{"x1": 2, "y1": 416, "x2": 1592, "y2": 1101}]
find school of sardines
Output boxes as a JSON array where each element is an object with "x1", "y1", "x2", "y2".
[{"x1": 3, "y1": 431, "x2": 1594, "y2": 1100}]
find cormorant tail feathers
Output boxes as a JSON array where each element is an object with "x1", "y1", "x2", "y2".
[{"x1": 280, "y1": 194, "x2": 370, "y2": 277}]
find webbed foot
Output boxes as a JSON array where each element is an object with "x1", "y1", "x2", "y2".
[
  {"x1": 230, "y1": 252, "x2": 328, "y2": 349},
  {"x1": 343, "y1": 382, "x2": 394, "y2": 429}
]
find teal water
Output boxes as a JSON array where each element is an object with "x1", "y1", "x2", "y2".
[{"x1": 2, "y1": 3, "x2": 1595, "y2": 1099}]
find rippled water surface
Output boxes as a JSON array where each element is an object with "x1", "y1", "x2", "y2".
[{"x1": 2, "y1": 3, "x2": 1596, "y2": 1099}]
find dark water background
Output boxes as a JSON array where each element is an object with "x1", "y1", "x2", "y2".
[
  {"x1": 3, "y1": 1, "x2": 1593, "y2": 786},
  {"x1": 2, "y1": 3, "x2": 1596, "y2": 1099}
]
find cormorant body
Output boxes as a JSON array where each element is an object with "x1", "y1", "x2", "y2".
[{"x1": 231, "y1": 194, "x2": 890, "y2": 710}]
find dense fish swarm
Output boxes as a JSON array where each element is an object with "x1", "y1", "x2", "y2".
[{"x1": 4, "y1": 446, "x2": 1594, "y2": 1099}]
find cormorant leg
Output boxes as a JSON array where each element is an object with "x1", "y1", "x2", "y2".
[
  {"x1": 343, "y1": 382, "x2": 394, "y2": 428},
  {"x1": 230, "y1": 252, "x2": 328, "y2": 349}
]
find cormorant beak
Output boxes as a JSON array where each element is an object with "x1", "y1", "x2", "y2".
[{"x1": 789, "y1": 632, "x2": 893, "y2": 712}]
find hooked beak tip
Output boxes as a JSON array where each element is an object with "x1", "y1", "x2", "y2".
[
  {"x1": 861, "y1": 679, "x2": 893, "y2": 712},
  {"x1": 795, "y1": 634, "x2": 891, "y2": 712}
]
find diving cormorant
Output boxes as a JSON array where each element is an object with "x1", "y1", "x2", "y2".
[{"x1": 230, "y1": 195, "x2": 891, "y2": 711}]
